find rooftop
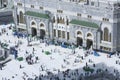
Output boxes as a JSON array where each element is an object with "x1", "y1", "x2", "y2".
[
  {"x1": 25, "y1": 11, "x2": 49, "y2": 19},
  {"x1": 70, "y1": 19, "x2": 99, "y2": 28}
]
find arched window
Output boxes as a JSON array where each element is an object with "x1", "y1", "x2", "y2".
[
  {"x1": 40, "y1": 23, "x2": 44, "y2": 27},
  {"x1": 31, "y1": 21, "x2": 36, "y2": 26},
  {"x1": 19, "y1": 11, "x2": 24, "y2": 23},
  {"x1": 77, "y1": 31, "x2": 82, "y2": 35},
  {"x1": 87, "y1": 33, "x2": 92, "y2": 37},
  {"x1": 104, "y1": 28, "x2": 109, "y2": 41}
]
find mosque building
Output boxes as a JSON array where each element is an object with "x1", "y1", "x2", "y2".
[{"x1": 13, "y1": 0, "x2": 120, "y2": 52}]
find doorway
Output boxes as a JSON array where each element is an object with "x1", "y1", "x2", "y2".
[
  {"x1": 31, "y1": 27, "x2": 37, "y2": 37},
  {"x1": 77, "y1": 37, "x2": 83, "y2": 47},
  {"x1": 40, "y1": 29, "x2": 45, "y2": 39},
  {"x1": 86, "y1": 39, "x2": 93, "y2": 49}
]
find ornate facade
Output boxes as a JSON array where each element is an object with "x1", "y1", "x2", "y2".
[{"x1": 13, "y1": 0, "x2": 120, "y2": 52}]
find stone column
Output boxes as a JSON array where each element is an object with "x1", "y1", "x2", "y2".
[{"x1": 49, "y1": 22, "x2": 53, "y2": 39}]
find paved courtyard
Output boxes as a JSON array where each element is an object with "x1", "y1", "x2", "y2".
[{"x1": 0, "y1": 27, "x2": 120, "y2": 80}]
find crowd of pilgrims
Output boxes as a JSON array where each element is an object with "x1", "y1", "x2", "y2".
[{"x1": 0, "y1": 26, "x2": 120, "y2": 80}]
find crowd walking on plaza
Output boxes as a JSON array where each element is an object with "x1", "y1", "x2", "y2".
[{"x1": 1, "y1": 26, "x2": 120, "y2": 80}]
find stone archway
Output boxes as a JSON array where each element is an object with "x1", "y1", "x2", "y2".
[
  {"x1": 31, "y1": 21, "x2": 36, "y2": 26},
  {"x1": 76, "y1": 31, "x2": 83, "y2": 47},
  {"x1": 77, "y1": 37, "x2": 83, "y2": 47},
  {"x1": 40, "y1": 23, "x2": 44, "y2": 27},
  {"x1": 31, "y1": 27, "x2": 37, "y2": 37},
  {"x1": 86, "y1": 33, "x2": 93, "y2": 49},
  {"x1": 40, "y1": 29, "x2": 45, "y2": 39}
]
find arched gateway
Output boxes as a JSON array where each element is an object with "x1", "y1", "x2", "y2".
[
  {"x1": 40, "y1": 29, "x2": 45, "y2": 39},
  {"x1": 86, "y1": 33, "x2": 93, "y2": 49},
  {"x1": 31, "y1": 27, "x2": 37, "y2": 37},
  {"x1": 86, "y1": 39, "x2": 93, "y2": 49},
  {"x1": 76, "y1": 31, "x2": 83, "y2": 47},
  {"x1": 77, "y1": 37, "x2": 83, "y2": 47}
]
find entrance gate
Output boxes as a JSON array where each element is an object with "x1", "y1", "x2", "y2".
[
  {"x1": 86, "y1": 39, "x2": 93, "y2": 49},
  {"x1": 40, "y1": 29, "x2": 45, "y2": 39},
  {"x1": 31, "y1": 27, "x2": 37, "y2": 37},
  {"x1": 77, "y1": 37, "x2": 83, "y2": 47}
]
